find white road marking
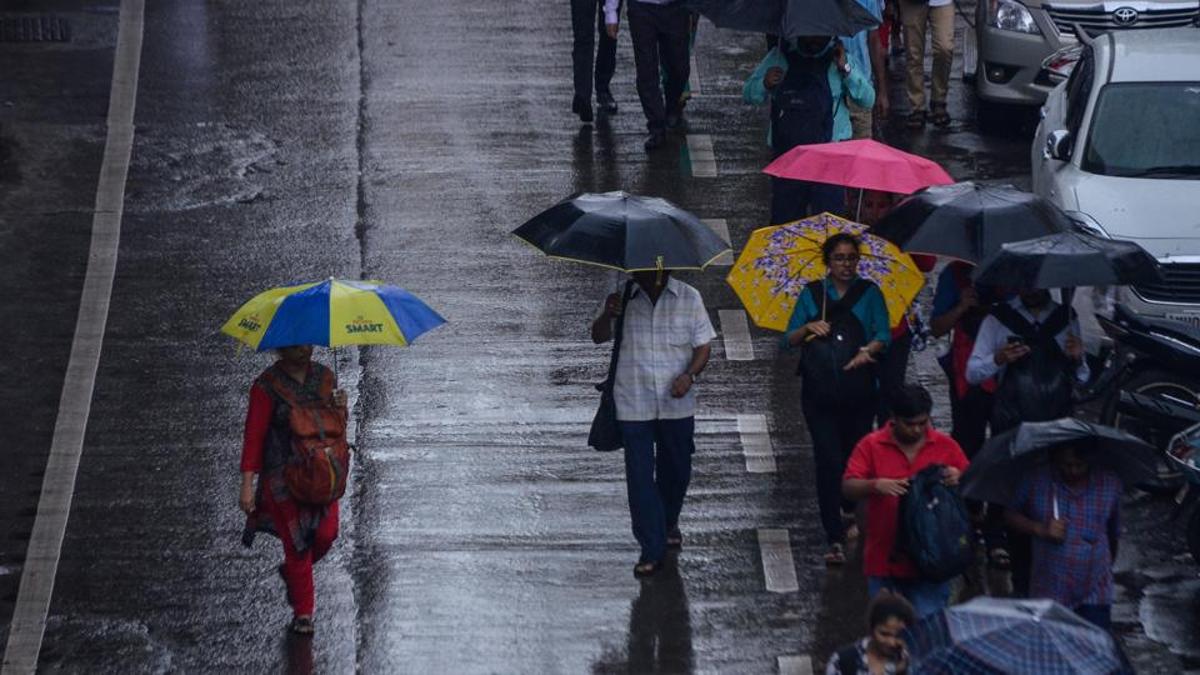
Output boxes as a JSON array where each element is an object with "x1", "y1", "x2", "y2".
[
  {"x1": 689, "y1": 54, "x2": 701, "y2": 95},
  {"x1": 1, "y1": 1, "x2": 144, "y2": 672},
  {"x1": 777, "y1": 655, "x2": 814, "y2": 675},
  {"x1": 758, "y1": 528, "x2": 799, "y2": 593},
  {"x1": 718, "y1": 309, "x2": 754, "y2": 361},
  {"x1": 686, "y1": 134, "x2": 718, "y2": 178},
  {"x1": 700, "y1": 218, "x2": 733, "y2": 266},
  {"x1": 737, "y1": 414, "x2": 776, "y2": 474}
]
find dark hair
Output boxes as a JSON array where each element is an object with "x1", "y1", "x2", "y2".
[
  {"x1": 890, "y1": 384, "x2": 933, "y2": 419},
  {"x1": 867, "y1": 591, "x2": 916, "y2": 630},
  {"x1": 822, "y1": 233, "x2": 861, "y2": 265}
]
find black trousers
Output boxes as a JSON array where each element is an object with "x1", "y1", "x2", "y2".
[
  {"x1": 802, "y1": 396, "x2": 876, "y2": 545},
  {"x1": 627, "y1": 0, "x2": 690, "y2": 132},
  {"x1": 571, "y1": 0, "x2": 621, "y2": 102}
]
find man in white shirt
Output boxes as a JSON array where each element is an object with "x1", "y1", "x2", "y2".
[
  {"x1": 899, "y1": 0, "x2": 955, "y2": 129},
  {"x1": 592, "y1": 271, "x2": 715, "y2": 577},
  {"x1": 603, "y1": 0, "x2": 691, "y2": 151},
  {"x1": 966, "y1": 289, "x2": 1089, "y2": 434}
]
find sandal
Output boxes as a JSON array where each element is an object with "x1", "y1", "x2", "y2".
[
  {"x1": 824, "y1": 543, "x2": 846, "y2": 567},
  {"x1": 289, "y1": 616, "x2": 315, "y2": 635},
  {"x1": 666, "y1": 529, "x2": 683, "y2": 549},
  {"x1": 844, "y1": 523, "x2": 860, "y2": 541},
  {"x1": 930, "y1": 104, "x2": 951, "y2": 127},
  {"x1": 988, "y1": 547, "x2": 1012, "y2": 571},
  {"x1": 634, "y1": 559, "x2": 662, "y2": 578},
  {"x1": 905, "y1": 109, "x2": 926, "y2": 130}
]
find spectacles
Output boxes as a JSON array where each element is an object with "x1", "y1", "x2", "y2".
[{"x1": 830, "y1": 254, "x2": 860, "y2": 264}]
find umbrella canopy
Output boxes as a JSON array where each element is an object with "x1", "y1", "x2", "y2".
[
  {"x1": 906, "y1": 597, "x2": 1132, "y2": 675},
  {"x1": 222, "y1": 278, "x2": 446, "y2": 351},
  {"x1": 960, "y1": 417, "x2": 1159, "y2": 506},
  {"x1": 763, "y1": 139, "x2": 954, "y2": 194},
  {"x1": 685, "y1": 0, "x2": 878, "y2": 38},
  {"x1": 870, "y1": 182, "x2": 1072, "y2": 263},
  {"x1": 512, "y1": 191, "x2": 731, "y2": 272},
  {"x1": 726, "y1": 212, "x2": 924, "y2": 331},
  {"x1": 973, "y1": 230, "x2": 1163, "y2": 290}
]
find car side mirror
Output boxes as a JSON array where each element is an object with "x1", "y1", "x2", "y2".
[{"x1": 1045, "y1": 130, "x2": 1072, "y2": 161}]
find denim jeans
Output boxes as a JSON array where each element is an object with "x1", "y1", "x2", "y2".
[
  {"x1": 620, "y1": 417, "x2": 695, "y2": 564},
  {"x1": 1075, "y1": 604, "x2": 1112, "y2": 631},
  {"x1": 869, "y1": 576, "x2": 950, "y2": 619}
]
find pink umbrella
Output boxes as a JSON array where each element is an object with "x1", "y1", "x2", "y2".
[{"x1": 763, "y1": 139, "x2": 954, "y2": 195}]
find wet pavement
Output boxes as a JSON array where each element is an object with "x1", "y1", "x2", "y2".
[{"x1": 0, "y1": 0, "x2": 1197, "y2": 672}]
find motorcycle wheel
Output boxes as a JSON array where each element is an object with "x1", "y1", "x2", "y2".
[
  {"x1": 1101, "y1": 368, "x2": 1200, "y2": 495},
  {"x1": 1189, "y1": 507, "x2": 1200, "y2": 566}
]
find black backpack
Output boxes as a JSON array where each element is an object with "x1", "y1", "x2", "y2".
[
  {"x1": 771, "y1": 46, "x2": 834, "y2": 156},
  {"x1": 797, "y1": 279, "x2": 875, "y2": 407},
  {"x1": 896, "y1": 464, "x2": 974, "y2": 583},
  {"x1": 989, "y1": 302, "x2": 1075, "y2": 433}
]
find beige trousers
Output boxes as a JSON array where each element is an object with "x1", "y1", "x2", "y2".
[
  {"x1": 848, "y1": 101, "x2": 874, "y2": 140},
  {"x1": 901, "y1": 1, "x2": 955, "y2": 111}
]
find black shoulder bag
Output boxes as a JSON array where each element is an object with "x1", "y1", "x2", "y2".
[{"x1": 588, "y1": 281, "x2": 635, "y2": 452}]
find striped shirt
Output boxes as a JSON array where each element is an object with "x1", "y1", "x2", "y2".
[
  {"x1": 1014, "y1": 465, "x2": 1121, "y2": 608},
  {"x1": 612, "y1": 277, "x2": 716, "y2": 422}
]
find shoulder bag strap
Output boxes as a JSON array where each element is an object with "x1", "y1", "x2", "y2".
[
  {"x1": 603, "y1": 281, "x2": 636, "y2": 392},
  {"x1": 990, "y1": 303, "x2": 1037, "y2": 338}
]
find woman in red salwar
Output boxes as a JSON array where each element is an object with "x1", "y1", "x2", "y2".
[{"x1": 239, "y1": 344, "x2": 346, "y2": 634}]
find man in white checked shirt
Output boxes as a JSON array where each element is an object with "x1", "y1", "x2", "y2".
[{"x1": 592, "y1": 270, "x2": 715, "y2": 577}]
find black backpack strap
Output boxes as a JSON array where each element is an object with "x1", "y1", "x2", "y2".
[
  {"x1": 602, "y1": 281, "x2": 636, "y2": 392},
  {"x1": 835, "y1": 643, "x2": 862, "y2": 675},
  {"x1": 1038, "y1": 303, "x2": 1072, "y2": 340},
  {"x1": 989, "y1": 302, "x2": 1036, "y2": 339},
  {"x1": 810, "y1": 278, "x2": 871, "y2": 324}
]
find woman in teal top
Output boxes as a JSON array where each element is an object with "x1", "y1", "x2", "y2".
[{"x1": 784, "y1": 233, "x2": 889, "y2": 566}]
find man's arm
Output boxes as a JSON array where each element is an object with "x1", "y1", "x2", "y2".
[
  {"x1": 591, "y1": 293, "x2": 621, "y2": 344},
  {"x1": 671, "y1": 344, "x2": 711, "y2": 398},
  {"x1": 744, "y1": 48, "x2": 784, "y2": 105},
  {"x1": 966, "y1": 316, "x2": 1004, "y2": 385},
  {"x1": 603, "y1": 0, "x2": 620, "y2": 29}
]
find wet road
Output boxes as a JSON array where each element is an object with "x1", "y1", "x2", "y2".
[{"x1": 0, "y1": 0, "x2": 1197, "y2": 672}]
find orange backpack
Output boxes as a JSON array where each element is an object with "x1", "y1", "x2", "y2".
[{"x1": 262, "y1": 369, "x2": 351, "y2": 505}]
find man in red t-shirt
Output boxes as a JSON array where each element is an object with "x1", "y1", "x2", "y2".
[{"x1": 842, "y1": 384, "x2": 970, "y2": 618}]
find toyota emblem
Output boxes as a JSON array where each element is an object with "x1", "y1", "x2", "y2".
[{"x1": 1113, "y1": 6, "x2": 1139, "y2": 24}]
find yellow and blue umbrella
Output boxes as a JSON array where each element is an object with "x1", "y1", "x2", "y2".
[{"x1": 221, "y1": 278, "x2": 446, "y2": 351}]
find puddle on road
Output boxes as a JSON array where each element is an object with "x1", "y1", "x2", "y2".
[{"x1": 1140, "y1": 578, "x2": 1200, "y2": 661}]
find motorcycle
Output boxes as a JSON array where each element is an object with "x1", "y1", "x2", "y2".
[
  {"x1": 1082, "y1": 304, "x2": 1200, "y2": 493},
  {"x1": 1167, "y1": 425, "x2": 1200, "y2": 565}
]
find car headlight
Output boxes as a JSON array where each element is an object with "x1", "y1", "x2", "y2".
[{"x1": 988, "y1": 0, "x2": 1042, "y2": 34}]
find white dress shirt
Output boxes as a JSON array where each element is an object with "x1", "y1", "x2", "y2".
[
  {"x1": 612, "y1": 277, "x2": 716, "y2": 422},
  {"x1": 966, "y1": 298, "x2": 1090, "y2": 386},
  {"x1": 604, "y1": 0, "x2": 672, "y2": 25}
]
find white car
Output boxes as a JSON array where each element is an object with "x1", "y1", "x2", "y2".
[{"x1": 1032, "y1": 27, "x2": 1200, "y2": 333}]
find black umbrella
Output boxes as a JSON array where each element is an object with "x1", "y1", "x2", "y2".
[
  {"x1": 973, "y1": 230, "x2": 1163, "y2": 290},
  {"x1": 686, "y1": 0, "x2": 878, "y2": 38},
  {"x1": 869, "y1": 182, "x2": 1073, "y2": 263},
  {"x1": 512, "y1": 191, "x2": 731, "y2": 272},
  {"x1": 961, "y1": 417, "x2": 1159, "y2": 506}
]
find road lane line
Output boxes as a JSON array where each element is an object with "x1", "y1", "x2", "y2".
[
  {"x1": 777, "y1": 655, "x2": 814, "y2": 675},
  {"x1": 1, "y1": 0, "x2": 144, "y2": 672},
  {"x1": 718, "y1": 309, "x2": 754, "y2": 361},
  {"x1": 688, "y1": 54, "x2": 701, "y2": 95},
  {"x1": 758, "y1": 528, "x2": 799, "y2": 593},
  {"x1": 700, "y1": 218, "x2": 733, "y2": 266},
  {"x1": 686, "y1": 134, "x2": 717, "y2": 178},
  {"x1": 737, "y1": 414, "x2": 776, "y2": 473}
]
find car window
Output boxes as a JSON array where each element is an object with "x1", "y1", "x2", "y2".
[
  {"x1": 1082, "y1": 82, "x2": 1200, "y2": 178},
  {"x1": 1064, "y1": 46, "x2": 1094, "y2": 135}
]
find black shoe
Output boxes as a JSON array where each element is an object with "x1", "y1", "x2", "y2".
[
  {"x1": 596, "y1": 91, "x2": 618, "y2": 115},
  {"x1": 643, "y1": 131, "x2": 666, "y2": 151},
  {"x1": 572, "y1": 95, "x2": 594, "y2": 124},
  {"x1": 633, "y1": 559, "x2": 662, "y2": 578},
  {"x1": 665, "y1": 112, "x2": 684, "y2": 130}
]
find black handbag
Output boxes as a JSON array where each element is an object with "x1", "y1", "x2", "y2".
[{"x1": 588, "y1": 281, "x2": 635, "y2": 452}]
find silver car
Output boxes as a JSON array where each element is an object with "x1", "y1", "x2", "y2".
[
  {"x1": 964, "y1": 0, "x2": 1199, "y2": 128},
  {"x1": 1032, "y1": 28, "x2": 1200, "y2": 331}
]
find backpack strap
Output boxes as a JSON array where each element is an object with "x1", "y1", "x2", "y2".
[
  {"x1": 808, "y1": 278, "x2": 872, "y2": 324},
  {"x1": 836, "y1": 643, "x2": 862, "y2": 675},
  {"x1": 602, "y1": 281, "x2": 636, "y2": 392},
  {"x1": 989, "y1": 302, "x2": 1037, "y2": 340},
  {"x1": 1037, "y1": 303, "x2": 1072, "y2": 341}
]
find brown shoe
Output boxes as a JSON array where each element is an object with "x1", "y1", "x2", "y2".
[{"x1": 930, "y1": 104, "x2": 951, "y2": 127}]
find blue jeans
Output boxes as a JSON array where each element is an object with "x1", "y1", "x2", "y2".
[
  {"x1": 620, "y1": 417, "x2": 695, "y2": 564},
  {"x1": 1075, "y1": 604, "x2": 1112, "y2": 630},
  {"x1": 869, "y1": 576, "x2": 951, "y2": 619}
]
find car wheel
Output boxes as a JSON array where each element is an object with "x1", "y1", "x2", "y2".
[
  {"x1": 1102, "y1": 369, "x2": 1200, "y2": 495},
  {"x1": 975, "y1": 98, "x2": 1006, "y2": 135}
]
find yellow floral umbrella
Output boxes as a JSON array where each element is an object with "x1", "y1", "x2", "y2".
[{"x1": 727, "y1": 212, "x2": 925, "y2": 332}]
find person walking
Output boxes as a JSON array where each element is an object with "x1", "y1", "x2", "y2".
[
  {"x1": 572, "y1": 0, "x2": 622, "y2": 123},
  {"x1": 785, "y1": 233, "x2": 890, "y2": 566},
  {"x1": 744, "y1": 37, "x2": 875, "y2": 224},
  {"x1": 591, "y1": 270, "x2": 715, "y2": 577},
  {"x1": 603, "y1": 0, "x2": 691, "y2": 151},
  {"x1": 898, "y1": 0, "x2": 954, "y2": 129},
  {"x1": 825, "y1": 591, "x2": 915, "y2": 675},
  {"x1": 842, "y1": 384, "x2": 969, "y2": 618},
  {"x1": 1005, "y1": 444, "x2": 1121, "y2": 630},
  {"x1": 840, "y1": 0, "x2": 890, "y2": 139},
  {"x1": 240, "y1": 345, "x2": 348, "y2": 634}
]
